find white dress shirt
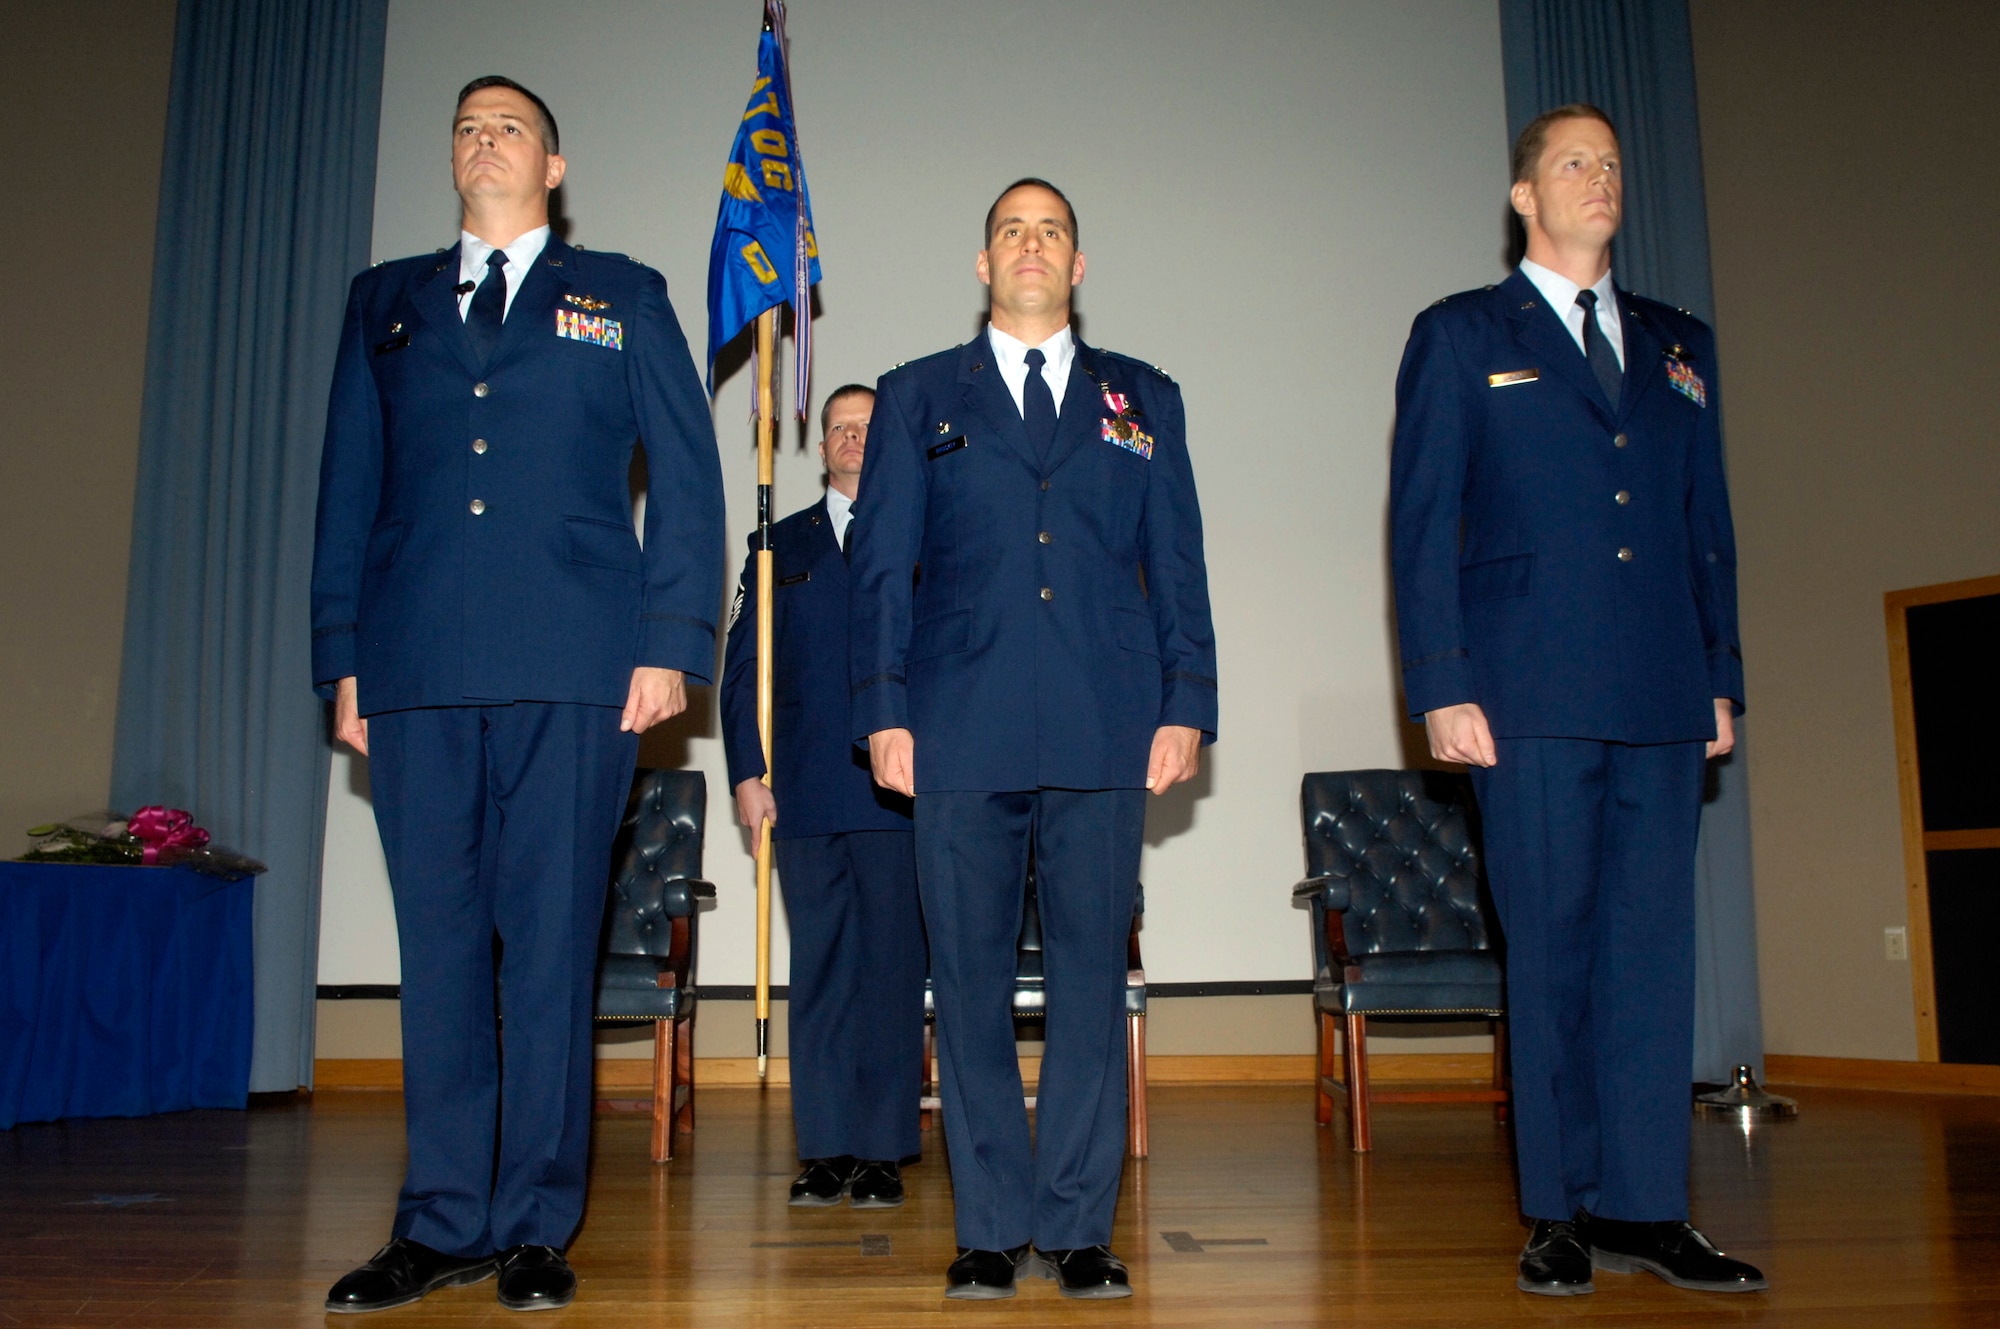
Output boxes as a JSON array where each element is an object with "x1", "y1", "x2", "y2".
[
  {"x1": 457, "y1": 224, "x2": 550, "y2": 322},
  {"x1": 985, "y1": 322, "x2": 1075, "y2": 416},
  {"x1": 1518, "y1": 256, "x2": 1625, "y2": 370},
  {"x1": 824, "y1": 485, "x2": 854, "y2": 550}
]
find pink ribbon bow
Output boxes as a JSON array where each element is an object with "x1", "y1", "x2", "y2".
[{"x1": 128, "y1": 805, "x2": 211, "y2": 864}]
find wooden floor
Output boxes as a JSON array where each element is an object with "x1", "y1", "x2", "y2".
[{"x1": 2, "y1": 1083, "x2": 1998, "y2": 1326}]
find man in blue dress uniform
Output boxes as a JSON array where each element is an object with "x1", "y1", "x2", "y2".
[
  {"x1": 720, "y1": 383, "x2": 925, "y2": 1210},
  {"x1": 848, "y1": 179, "x2": 1217, "y2": 1300},
  {"x1": 1390, "y1": 104, "x2": 1765, "y2": 1298},
  {"x1": 311, "y1": 77, "x2": 723, "y2": 1313}
]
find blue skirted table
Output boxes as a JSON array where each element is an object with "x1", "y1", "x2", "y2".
[{"x1": 0, "y1": 861, "x2": 253, "y2": 1129}]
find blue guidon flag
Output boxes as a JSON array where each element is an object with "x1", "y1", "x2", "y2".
[{"x1": 706, "y1": 0, "x2": 820, "y2": 409}]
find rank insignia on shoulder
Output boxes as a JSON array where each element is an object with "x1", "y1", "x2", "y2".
[
  {"x1": 563, "y1": 293, "x2": 612, "y2": 311},
  {"x1": 556, "y1": 309, "x2": 622, "y2": 349},
  {"x1": 1487, "y1": 368, "x2": 1538, "y2": 388},
  {"x1": 1666, "y1": 359, "x2": 1707, "y2": 407}
]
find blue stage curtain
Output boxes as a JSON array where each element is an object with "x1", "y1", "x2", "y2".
[
  {"x1": 110, "y1": 0, "x2": 389, "y2": 1093},
  {"x1": 1498, "y1": 0, "x2": 1764, "y2": 1083}
]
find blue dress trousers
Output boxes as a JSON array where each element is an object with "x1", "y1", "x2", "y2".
[
  {"x1": 310, "y1": 238, "x2": 724, "y2": 1254},
  {"x1": 1390, "y1": 268, "x2": 1743, "y2": 1222}
]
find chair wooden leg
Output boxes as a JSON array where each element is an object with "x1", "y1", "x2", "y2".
[
  {"x1": 1492, "y1": 1016, "x2": 1510, "y2": 1124},
  {"x1": 1344, "y1": 1012, "x2": 1372, "y2": 1153},
  {"x1": 675, "y1": 1010, "x2": 696, "y2": 1134},
  {"x1": 652, "y1": 1016, "x2": 674, "y2": 1164},
  {"x1": 920, "y1": 1019, "x2": 935, "y2": 1132},
  {"x1": 1127, "y1": 1011, "x2": 1149, "y2": 1159},
  {"x1": 1315, "y1": 1010, "x2": 1337, "y2": 1126}
]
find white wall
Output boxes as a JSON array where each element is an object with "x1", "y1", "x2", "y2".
[{"x1": 319, "y1": 0, "x2": 1510, "y2": 988}]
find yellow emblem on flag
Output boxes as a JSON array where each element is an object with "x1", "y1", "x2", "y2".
[{"x1": 723, "y1": 162, "x2": 763, "y2": 204}]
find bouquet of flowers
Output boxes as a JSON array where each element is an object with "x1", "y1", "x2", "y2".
[{"x1": 21, "y1": 807, "x2": 266, "y2": 879}]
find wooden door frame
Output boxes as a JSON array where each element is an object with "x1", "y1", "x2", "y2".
[{"x1": 1884, "y1": 572, "x2": 2000, "y2": 1062}]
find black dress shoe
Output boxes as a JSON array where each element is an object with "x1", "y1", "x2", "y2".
[
  {"x1": 1517, "y1": 1218, "x2": 1593, "y2": 1296},
  {"x1": 1584, "y1": 1214, "x2": 1768, "y2": 1292},
  {"x1": 325, "y1": 1237, "x2": 495, "y2": 1313},
  {"x1": 788, "y1": 1155, "x2": 856, "y2": 1207},
  {"x1": 1036, "y1": 1245, "x2": 1133, "y2": 1299},
  {"x1": 495, "y1": 1245, "x2": 577, "y2": 1311},
  {"x1": 848, "y1": 1159, "x2": 904, "y2": 1208},
  {"x1": 944, "y1": 1245, "x2": 1033, "y2": 1300}
]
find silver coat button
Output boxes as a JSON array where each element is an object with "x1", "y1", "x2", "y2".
[
  {"x1": 470, "y1": 499, "x2": 486, "y2": 515},
  {"x1": 1614, "y1": 490, "x2": 1629, "y2": 505},
  {"x1": 1038, "y1": 531, "x2": 1053, "y2": 544},
  {"x1": 1040, "y1": 587, "x2": 1054, "y2": 601},
  {"x1": 473, "y1": 438, "x2": 488, "y2": 454},
  {"x1": 1616, "y1": 546, "x2": 1632, "y2": 562},
  {"x1": 1613, "y1": 432, "x2": 1628, "y2": 448},
  {"x1": 474, "y1": 382, "x2": 490, "y2": 398}
]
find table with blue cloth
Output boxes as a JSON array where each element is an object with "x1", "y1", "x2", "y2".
[{"x1": 0, "y1": 861, "x2": 254, "y2": 1129}]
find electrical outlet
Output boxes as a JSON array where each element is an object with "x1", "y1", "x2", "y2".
[{"x1": 1884, "y1": 926, "x2": 1908, "y2": 962}]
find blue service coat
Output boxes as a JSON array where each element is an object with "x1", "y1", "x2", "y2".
[
  {"x1": 848, "y1": 334, "x2": 1217, "y2": 793},
  {"x1": 720, "y1": 498, "x2": 913, "y2": 838},
  {"x1": 310, "y1": 237, "x2": 725, "y2": 711},
  {"x1": 1389, "y1": 269, "x2": 1743, "y2": 743}
]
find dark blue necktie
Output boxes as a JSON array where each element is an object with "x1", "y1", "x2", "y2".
[
  {"x1": 1576, "y1": 289, "x2": 1622, "y2": 409},
  {"x1": 469, "y1": 248, "x2": 508, "y2": 363},
  {"x1": 1022, "y1": 347, "x2": 1058, "y2": 465}
]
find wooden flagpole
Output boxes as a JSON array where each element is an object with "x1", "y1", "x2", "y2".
[{"x1": 753, "y1": 306, "x2": 778, "y2": 1080}]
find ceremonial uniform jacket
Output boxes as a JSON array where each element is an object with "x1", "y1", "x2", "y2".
[
  {"x1": 720, "y1": 498, "x2": 913, "y2": 839},
  {"x1": 1389, "y1": 268, "x2": 1743, "y2": 744},
  {"x1": 848, "y1": 333, "x2": 1218, "y2": 793},
  {"x1": 311, "y1": 238, "x2": 724, "y2": 712}
]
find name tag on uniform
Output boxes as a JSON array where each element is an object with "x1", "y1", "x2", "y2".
[
  {"x1": 927, "y1": 436, "x2": 967, "y2": 459},
  {"x1": 556, "y1": 309, "x2": 623, "y2": 349},
  {"x1": 1487, "y1": 368, "x2": 1538, "y2": 387},
  {"x1": 777, "y1": 571, "x2": 810, "y2": 587}
]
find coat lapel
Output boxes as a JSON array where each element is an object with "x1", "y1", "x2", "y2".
[
  {"x1": 1615, "y1": 289, "x2": 1668, "y2": 426},
  {"x1": 816, "y1": 495, "x2": 850, "y2": 574},
  {"x1": 957, "y1": 333, "x2": 1038, "y2": 472},
  {"x1": 1501, "y1": 269, "x2": 1614, "y2": 422},
  {"x1": 1046, "y1": 339, "x2": 1107, "y2": 476},
  {"x1": 486, "y1": 237, "x2": 576, "y2": 371},
  {"x1": 410, "y1": 244, "x2": 482, "y2": 379}
]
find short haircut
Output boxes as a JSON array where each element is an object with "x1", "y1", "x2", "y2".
[
  {"x1": 983, "y1": 177, "x2": 1078, "y2": 248},
  {"x1": 819, "y1": 383, "x2": 875, "y2": 434},
  {"x1": 455, "y1": 75, "x2": 560, "y2": 154},
  {"x1": 1510, "y1": 102, "x2": 1616, "y2": 184}
]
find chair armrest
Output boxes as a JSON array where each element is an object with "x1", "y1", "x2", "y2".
[
  {"x1": 1292, "y1": 875, "x2": 1350, "y2": 912},
  {"x1": 658, "y1": 877, "x2": 717, "y2": 918}
]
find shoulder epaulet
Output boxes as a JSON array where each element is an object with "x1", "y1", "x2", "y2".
[
  {"x1": 1146, "y1": 361, "x2": 1172, "y2": 381},
  {"x1": 576, "y1": 245, "x2": 641, "y2": 265}
]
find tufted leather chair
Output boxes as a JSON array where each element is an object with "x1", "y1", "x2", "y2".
[
  {"x1": 920, "y1": 868, "x2": 1151, "y2": 1157},
  {"x1": 1292, "y1": 770, "x2": 1506, "y2": 1151},
  {"x1": 594, "y1": 768, "x2": 714, "y2": 1162}
]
